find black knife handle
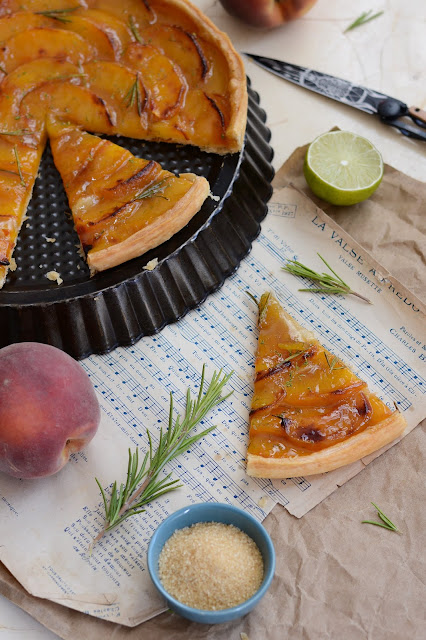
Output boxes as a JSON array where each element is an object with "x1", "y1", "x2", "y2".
[{"x1": 378, "y1": 98, "x2": 426, "y2": 140}]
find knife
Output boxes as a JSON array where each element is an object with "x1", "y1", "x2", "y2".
[{"x1": 244, "y1": 53, "x2": 426, "y2": 142}]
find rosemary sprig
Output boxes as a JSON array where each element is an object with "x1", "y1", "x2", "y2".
[
  {"x1": 35, "y1": 7, "x2": 80, "y2": 23},
  {"x1": 0, "y1": 129, "x2": 30, "y2": 136},
  {"x1": 362, "y1": 502, "x2": 400, "y2": 532},
  {"x1": 324, "y1": 352, "x2": 345, "y2": 371},
  {"x1": 91, "y1": 366, "x2": 233, "y2": 548},
  {"x1": 13, "y1": 145, "x2": 25, "y2": 187},
  {"x1": 344, "y1": 10, "x2": 384, "y2": 32},
  {"x1": 282, "y1": 253, "x2": 372, "y2": 304},
  {"x1": 128, "y1": 15, "x2": 143, "y2": 43},
  {"x1": 124, "y1": 75, "x2": 143, "y2": 116},
  {"x1": 281, "y1": 350, "x2": 306, "y2": 364},
  {"x1": 133, "y1": 177, "x2": 171, "y2": 202}
]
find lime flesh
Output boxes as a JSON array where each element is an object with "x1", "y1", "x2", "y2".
[{"x1": 304, "y1": 131, "x2": 384, "y2": 206}]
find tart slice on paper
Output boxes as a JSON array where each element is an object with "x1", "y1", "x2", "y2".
[
  {"x1": 47, "y1": 119, "x2": 210, "y2": 274},
  {"x1": 247, "y1": 292, "x2": 407, "y2": 478}
]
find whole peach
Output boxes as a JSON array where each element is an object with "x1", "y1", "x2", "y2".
[
  {"x1": 219, "y1": 0, "x2": 317, "y2": 28},
  {"x1": 0, "y1": 342, "x2": 100, "y2": 479}
]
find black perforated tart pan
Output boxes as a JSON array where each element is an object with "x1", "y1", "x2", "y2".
[{"x1": 0, "y1": 80, "x2": 274, "y2": 359}]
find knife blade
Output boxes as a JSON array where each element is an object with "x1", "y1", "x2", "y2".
[{"x1": 244, "y1": 53, "x2": 426, "y2": 141}]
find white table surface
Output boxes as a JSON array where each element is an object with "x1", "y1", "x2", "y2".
[{"x1": 1, "y1": 0, "x2": 425, "y2": 637}]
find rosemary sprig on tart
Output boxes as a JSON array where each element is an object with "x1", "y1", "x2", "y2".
[{"x1": 35, "y1": 7, "x2": 80, "y2": 24}]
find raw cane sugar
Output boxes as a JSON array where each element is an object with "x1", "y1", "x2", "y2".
[{"x1": 158, "y1": 521, "x2": 264, "y2": 610}]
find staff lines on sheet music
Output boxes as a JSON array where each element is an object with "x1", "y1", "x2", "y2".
[
  {"x1": 194, "y1": 306, "x2": 255, "y2": 366},
  {"x1": 258, "y1": 230, "x2": 295, "y2": 265},
  {"x1": 148, "y1": 325, "x2": 255, "y2": 396},
  {"x1": 178, "y1": 440, "x2": 270, "y2": 519},
  {"x1": 322, "y1": 298, "x2": 426, "y2": 388},
  {"x1": 255, "y1": 237, "x2": 425, "y2": 389},
  {"x1": 247, "y1": 256, "x2": 412, "y2": 410},
  {"x1": 206, "y1": 430, "x2": 293, "y2": 507}
]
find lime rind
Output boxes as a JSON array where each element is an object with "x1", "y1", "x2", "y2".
[{"x1": 304, "y1": 131, "x2": 384, "y2": 206}]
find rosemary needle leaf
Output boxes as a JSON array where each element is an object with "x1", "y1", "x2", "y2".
[
  {"x1": 35, "y1": 7, "x2": 79, "y2": 24},
  {"x1": 345, "y1": 10, "x2": 384, "y2": 32},
  {"x1": 361, "y1": 520, "x2": 396, "y2": 531},
  {"x1": 128, "y1": 15, "x2": 143, "y2": 43},
  {"x1": 91, "y1": 366, "x2": 233, "y2": 548},
  {"x1": 13, "y1": 145, "x2": 26, "y2": 187},
  {"x1": 362, "y1": 503, "x2": 400, "y2": 532},
  {"x1": 372, "y1": 502, "x2": 399, "y2": 531}
]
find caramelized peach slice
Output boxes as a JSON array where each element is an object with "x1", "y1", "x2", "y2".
[
  {"x1": 0, "y1": 27, "x2": 94, "y2": 73},
  {"x1": 54, "y1": 14, "x2": 117, "y2": 60},
  {"x1": 0, "y1": 59, "x2": 80, "y2": 118},
  {"x1": 149, "y1": 89, "x2": 228, "y2": 150},
  {"x1": 123, "y1": 43, "x2": 187, "y2": 120},
  {"x1": 24, "y1": 82, "x2": 116, "y2": 134},
  {"x1": 0, "y1": 11, "x2": 51, "y2": 43},
  {"x1": 80, "y1": 9, "x2": 132, "y2": 59},
  {"x1": 141, "y1": 24, "x2": 210, "y2": 85},
  {"x1": 47, "y1": 118, "x2": 150, "y2": 201},
  {"x1": 83, "y1": 60, "x2": 148, "y2": 135}
]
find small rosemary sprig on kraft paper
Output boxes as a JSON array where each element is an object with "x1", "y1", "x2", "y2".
[
  {"x1": 13, "y1": 145, "x2": 25, "y2": 187},
  {"x1": 90, "y1": 366, "x2": 233, "y2": 549},
  {"x1": 362, "y1": 502, "x2": 400, "y2": 533},
  {"x1": 128, "y1": 14, "x2": 143, "y2": 43},
  {"x1": 124, "y1": 75, "x2": 143, "y2": 116},
  {"x1": 282, "y1": 254, "x2": 372, "y2": 304},
  {"x1": 133, "y1": 176, "x2": 171, "y2": 202},
  {"x1": 345, "y1": 10, "x2": 384, "y2": 32},
  {"x1": 35, "y1": 7, "x2": 80, "y2": 23}
]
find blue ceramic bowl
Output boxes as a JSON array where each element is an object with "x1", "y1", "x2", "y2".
[{"x1": 147, "y1": 502, "x2": 275, "y2": 624}]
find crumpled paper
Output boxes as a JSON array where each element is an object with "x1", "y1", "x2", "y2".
[{"x1": 1, "y1": 141, "x2": 425, "y2": 640}]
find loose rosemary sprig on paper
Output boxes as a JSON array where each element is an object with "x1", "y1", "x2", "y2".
[
  {"x1": 344, "y1": 10, "x2": 384, "y2": 32},
  {"x1": 35, "y1": 7, "x2": 80, "y2": 23},
  {"x1": 282, "y1": 253, "x2": 372, "y2": 304},
  {"x1": 124, "y1": 75, "x2": 143, "y2": 117},
  {"x1": 128, "y1": 15, "x2": 143, "y2": 43},
  {"x1": 133, "y1": 177, "x2": 171, "y2": 202},
  {"x1": 90, "y1": 366, "x2": 233, "y2": 549},
  {"x1": 13, "y1": 145, "x2": 25, "y2": 187},
  {"x1": 362, "y1": 502, "x2": 400, "y2": 533}
]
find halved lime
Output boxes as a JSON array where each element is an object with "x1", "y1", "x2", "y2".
[{"x1": 304, "y1": 131, "x2": 384, "y2": 206}]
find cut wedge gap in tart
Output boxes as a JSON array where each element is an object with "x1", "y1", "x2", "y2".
[{"x1": 247, "y1": 292, "x2": 407, "y2": 478}]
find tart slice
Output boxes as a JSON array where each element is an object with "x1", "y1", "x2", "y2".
[
  {"x1": 47, "y1": 119, "x2": 210, "y2": 274},
  {"x1": 0, "y1": 132, "x2": 45, "y2": 288},
  {"x1": 247, "y1": 292, "x2": 407, "y2": 478}
]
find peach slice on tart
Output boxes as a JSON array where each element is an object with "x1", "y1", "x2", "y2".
[
  {"x1": 121, "y1": 44, "x2": 187, "y2": 121},
  {"x1": 0, "y1": 27, "x2": 94, "y2": 73}
]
